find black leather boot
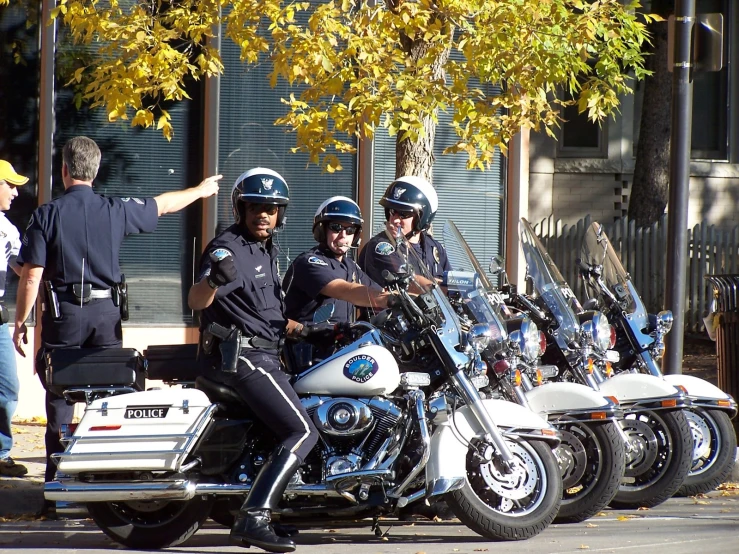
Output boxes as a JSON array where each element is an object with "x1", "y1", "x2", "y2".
[{"x1": 230, "y1": 446, "x2": 300, "y2": 552}]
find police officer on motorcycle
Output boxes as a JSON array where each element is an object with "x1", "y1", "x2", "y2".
[
  {"x1": 358, "y1": 176, "x2": 450, "y2": 287},
  {"x1": 283, "y1": 196, "x2": 390, "y2": 327},
  {"x1": 188, "y1": 168, "x2": 319, "y2": 553}
]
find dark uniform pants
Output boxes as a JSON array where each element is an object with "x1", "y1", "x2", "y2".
[
  {"x1": 210, "y1": 349, "x2": 319, "y2": 462},
  {"x1": 36, "y1": 298, "x2": 122, "y2": 482}
]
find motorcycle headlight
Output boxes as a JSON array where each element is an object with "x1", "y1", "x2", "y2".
[
  {"x1": 657, "y1": 310, "x2": 673, "y2": 334},
  {"x1": 581, "y1": 312, "x2": 613, "y2": 352},
  {"x1": 509, "y1": 319, "x2": 541, "y2": 363},
  {"x1": 466, "y1": 323, "x2": 493, "y2": 352}
]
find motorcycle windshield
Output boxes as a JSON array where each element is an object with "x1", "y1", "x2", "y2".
[
  {"x1": 580, "y1": 221, "x2": 649, "y2": 327},
  {"x1": 520, "y1": 218, "x2": 583, "y2": 348},
  {"x1": 441, "y1": 222, "x2": 508, "y2": 341}
]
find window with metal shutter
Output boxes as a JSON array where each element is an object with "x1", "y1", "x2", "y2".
[
  {"x1": 217, "y1": 27, "x2": 357, "y2": 274},
  {"x1": 371, "y1": 110, "x2": 506, "y2": 273},
  {"x1": 52, "y1": 31, "x2": 203, "y2": 325}
]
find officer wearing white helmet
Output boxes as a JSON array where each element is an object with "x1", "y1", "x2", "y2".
[
  {"x1": 358, "y1": 176, "x2": 450, "y2": 287},
  {"x1": 188, "y1": 167, "x2": 319, "y2": 553},
  {"x1": 283, "y1": 196, "x2": 390, "y2": 328}
]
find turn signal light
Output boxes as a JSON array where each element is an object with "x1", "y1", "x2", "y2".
[
  {"x1": 536, "y1": 369, "x2": 543, "y2": 386},
  {"x1": 514, "y1": 370, "x2": 522, "y2": 387},
  {"x1": 541, "y1": 428, "x2": 558, "y2": 437},
  {"x1": 587, "y1": 358, "x2": 595, "y2": 374},
  {"x1": 605, "y1": 361, "x2": 613, "y2": 377},
  {"x1": 538, "y1": 331, "x2": 547, "y2": 355},
  {"x1": 590, "y1": 412, "x2": 607, "y2": 420},
  {"x1": 89, "y1": 425, "x2": 122, "y2": 432},
  {"x1": 718, "y1": 399, "x2": 731, "y2": 407},
  {"x1": 661, "y1": 399, "x2": 678, "y2": 408},
  {"x1": 609, "y1": 325, "x2": 617, "y2": 349}
]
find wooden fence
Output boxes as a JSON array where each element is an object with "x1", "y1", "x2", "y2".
[{"x1": 533, "y1": 215, "x2": 739, "y2": 333}]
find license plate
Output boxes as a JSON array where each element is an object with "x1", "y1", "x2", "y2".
[{"x1": 124, "y1": 406, "x2": 170, "y2": 419}]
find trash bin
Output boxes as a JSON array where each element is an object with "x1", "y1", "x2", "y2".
[{"x1": 704, "y1": 274, "x2": 739, "y2": 437}]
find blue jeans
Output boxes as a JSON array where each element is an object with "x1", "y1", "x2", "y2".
[{"x1": 0, "y1": 323, "x2": 19, "y2": 459}]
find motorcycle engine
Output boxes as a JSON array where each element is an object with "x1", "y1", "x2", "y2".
[{"x1": 301, "y1": 396, "x2": 403, "y2": 472}]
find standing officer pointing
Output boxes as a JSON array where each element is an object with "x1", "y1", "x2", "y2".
[
  {"x1": 12, "y1": 136, "x2": 220, "y2": 488},
  {"x1": 283, "y1": 196, "x2": 389, "y2": 327},
  {"x1": 188, "y1": 167, "x2": 319, "y2": 553},
  {"x1": 358, "y1": 175, "x2": 450, "y2": 288}
]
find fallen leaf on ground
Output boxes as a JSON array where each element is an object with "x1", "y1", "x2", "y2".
[
  {"x1": 637, "y1": 507, "x2": 649, "y2": 511},
  {"x1": 596, "y1": 512, "x2": 608, "y2": 517},
  {"x1": 579, "y1": 545, "x2": 590, "y2": 550},
  {"x1": 616, "y1": 515, "x2": 638, "y2": 521},
  {"x1": 585, "y1": 523, "x2": 598, "y2": 528}
]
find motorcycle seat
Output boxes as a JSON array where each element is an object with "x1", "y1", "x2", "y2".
[{"x1": 195, "y1": 376, "x2": 253, "y2": 418}]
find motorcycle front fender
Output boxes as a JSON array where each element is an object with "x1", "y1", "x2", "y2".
[
  {"x1": 663, "y1": 374, "x2": 738, "y2": 416},
  {"x1": 598, "y1": 373, "x2": 689, "y2": 409},
  {"x1": 524, "y1": 382, "x2": 621, "y2": 420},
  {"x1": 425, "y1": 399, "x2": 558, "y2": 491}
]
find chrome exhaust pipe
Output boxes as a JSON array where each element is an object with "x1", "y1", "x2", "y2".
[{"x1": 46, "y1": 480, "x2": 349, "y2": 503}]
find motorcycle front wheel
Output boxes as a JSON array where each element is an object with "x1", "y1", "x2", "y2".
[
  {"x1": 87, "y1": 496, "x2": 214, "y2": 548},
  {"x1": 675, "y1": 408, "x2": 737, "y2": 496},
  {"x1": 610, "y1": 409, "x2": 692, "y2": 509},
  {"x1": 554, "y1": 419, "x2": 626, "y2": 523},
  {"x1": 445, "y1": 438, "x2": 562, "y2": 541}
]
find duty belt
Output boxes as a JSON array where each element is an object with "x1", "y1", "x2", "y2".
[
  {"x1": 240, "y1": 336, "x2": 281, "y2": 350},
  {"x1": 57, "y1": 289, "x2": 113, "y2": 301}
]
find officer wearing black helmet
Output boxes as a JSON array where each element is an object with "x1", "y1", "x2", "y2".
[
  {"x1": 283, "y1": 196, "x2": 390, "y2": 328},
  {"x1": 188, "y1": 167, "x2": 319, "y2": 553},
  {"x1": 358, "y1": 175, "x2": 450, "y2": 288},
  {"x1": 13, "y1": 136, "x2": 221, "y2": 491}
]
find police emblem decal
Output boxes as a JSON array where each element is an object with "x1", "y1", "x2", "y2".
[
  {"x1": 343, "y1": 354, "x2": 379, "y2": 383},
  {"x1": 261, "y1": 178, "x2": 274, "y2": 190},
  {"x1": 133, "y1": 197, "x2": 145, "y2": 205},
  {"x1": 308, "y1": 256, "x2": 328, "y2": 266},
  {"x1": 211, "y1": 248, "x2": 232, "y2": 261},
  {"x1": 392, "y1": 187, "x2": 406, "y2": 199},
  {"x1": 121, "y1": 197, "x2": 131, "y2": 202},
  {"x1": 433, "y1": 246, "x2": 440, "y2": 264},
  {"x1": 375, "y1": 242, "x2": 395, "y2": 256}
]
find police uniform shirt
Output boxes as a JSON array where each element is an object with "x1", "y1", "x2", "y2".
[
  {"x1": 198, "y1": 224, "x2": 285, "y2": 343},
  {"x1": 18, "y1": 185, "x2": 158, "y2": 288},
  {"x1": 283, "y1": 245, "x2": 380, "y2": 324},
  {"x1": 0, "y1": 212, "x2": 20, "y2": 298},
  {"x1": 358, "y1": 230, "x2": 451, "y2": 286}
]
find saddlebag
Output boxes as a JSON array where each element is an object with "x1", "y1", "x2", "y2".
[
  {"x1": 45, "y1": 348, "x2": 146, "y2": 398},
  {"x1": 144, "y1": 343, "x2": 201, "y2": 384},
  {"x1": 57, "y1": 388, "x2": 213, "y2": 474}
]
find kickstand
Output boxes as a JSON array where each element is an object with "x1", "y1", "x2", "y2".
[{"x1": 371, "y1": 518, "x2": 392, "y2": 539}]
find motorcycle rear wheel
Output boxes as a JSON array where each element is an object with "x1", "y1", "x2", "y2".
[
  {"x1": 445, "y1": 438, "x2": 562, "y2": 541},
  {"x1": 554, "y1": 420, "x2": 626, "y2": 523},
  {"x1": 675, "y1": 408, "x2": 737, "y2": 497},
  {"x1": 87, "y1": 496, "x2": 214, "y2": 548},
  {"x1": 610, "y1": 409, "x2": 692, "y2": 509}
]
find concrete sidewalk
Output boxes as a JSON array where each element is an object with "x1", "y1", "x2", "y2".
[{"x1": 0, "y1": 424, "x2": 46, "y2": 519}]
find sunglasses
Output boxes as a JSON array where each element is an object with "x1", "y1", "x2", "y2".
[
  {"x1": 389, "y1": 209, "x2": 414, "y2": 219},
  {"x1": 327, "y1": 222, "x2": 359, "y2": 235},
  {"x1": 246, "y1": 203, "x2": 279, "y2": 215}
]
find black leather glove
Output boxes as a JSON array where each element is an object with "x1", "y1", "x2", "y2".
[
  {"x1": 207, "y1": 248, "x2": 238, "y2": 289},
  {"x1": 299, "y1": 321, "x2": 337, "y2": 340}
]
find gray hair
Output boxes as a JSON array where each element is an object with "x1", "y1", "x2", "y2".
[{"x1": 62, "y1": 136, "x2": 101, "y2": 182}]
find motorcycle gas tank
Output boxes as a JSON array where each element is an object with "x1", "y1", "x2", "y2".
[{"x1": 293, "y1": 344, "x2": 400, "y2": 396}]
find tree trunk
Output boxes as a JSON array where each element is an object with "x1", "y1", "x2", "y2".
[
  {"x1": 628, "y1": 0, "x2": 673, "y2": 227},
  {"x1": 395, "y1": 26, "x2": 451, "y2": 181}
]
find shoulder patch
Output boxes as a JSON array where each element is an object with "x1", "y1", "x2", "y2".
[
  {"x1": 133, "y1": 197, "x2": 145, "y2": 205},
  {"x1": 375, "y1": 242, "x2": 395, "y2": 256},
  {"x1": 308, "y1": 256, "x2": 328, "y2": 266},
  {"x1": 210, "y1": 248, "x2": 232, "y2": 261},
  {"x1": 121, "y1": 197, "x2": 130, "y2": 202}
]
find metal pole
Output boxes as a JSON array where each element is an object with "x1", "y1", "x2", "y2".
[
  {"x1": 38, "y1": 0, "x2": 56, "y2": 206},
  {"x1": 201, "y1": 9, "x2": 222, "y2": 246},
  {"x1": 663, "y1": 0, "x2": 695, "y2": 375}
]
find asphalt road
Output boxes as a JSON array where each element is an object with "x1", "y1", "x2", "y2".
[{"x1": 1, "y1": 490, "x2": 738, "y2": 554}]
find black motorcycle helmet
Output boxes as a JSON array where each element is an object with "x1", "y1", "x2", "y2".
[
  {"x1": 313, "y1": 196, "x2": 364, "y2": 247},
  {"x1": 379, "y1": 175, "x2": 438, "y2": 234},
  {"x1": 231, "y1": 167, "x2": 290, "y2": 227}
]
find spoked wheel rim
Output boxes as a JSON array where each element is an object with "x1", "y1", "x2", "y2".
[
  {"x1": 466, "y1": 439, "x2": 548, "y2": 517},
  {"x1": 108, "y1": 500, "x2": 190, "y2": 527},
  {"x1": 557, "y1": 421, "x2": 603, "y2": 500},
  {"x1": 685, "y1": 409, "x2": 721, "y2": 476},
  {"x1": 620, "y1": 411, "x2": 673, "y2": 491}
]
